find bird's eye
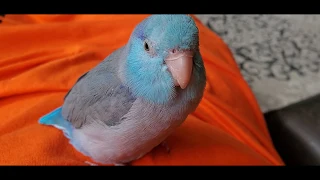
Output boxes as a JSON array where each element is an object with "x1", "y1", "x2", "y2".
[{"x1": 144, "y1": 41, "x2": 150, "y2": 52}]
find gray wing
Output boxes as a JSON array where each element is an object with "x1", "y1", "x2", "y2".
[{"x1": 61, "y1": 47, "x2": 136, "y2": 129}]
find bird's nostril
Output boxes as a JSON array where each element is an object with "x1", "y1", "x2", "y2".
[{"x1": 171, "y1": 49, "x2": 176, "y2": 54}]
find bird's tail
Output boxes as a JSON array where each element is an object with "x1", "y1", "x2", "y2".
[
  {"x1": 38, "y1": 107, "x2": 89, "y2": 156},
  {"x1": 39, "y1": 107, "x2": 73, "y2": 140}
]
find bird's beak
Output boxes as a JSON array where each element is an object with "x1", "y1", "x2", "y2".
[{"x1": 165, "y1": 50, "x2": 194, "y2": 89}]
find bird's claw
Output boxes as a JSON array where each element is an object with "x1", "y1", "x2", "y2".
[{"x1": 160, "y1": 141, "x2": 171, "y2": 154}]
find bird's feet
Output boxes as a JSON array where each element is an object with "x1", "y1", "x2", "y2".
[
  {"x1": 84, "y1": 161, "x2": 98, "y2": 166},
  {"x1": 114, "y1": 162, "x2": 131, "y2": 166},
  {"x1": 160, "y1": 141, "x2": 171, "y2": 154},
  {"x1": 114, "y1": 163, "x2": 126, "y2": 166}
]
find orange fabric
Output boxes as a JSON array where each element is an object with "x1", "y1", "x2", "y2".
[{"x1": 0, "y1": 14, "x2": 284, "y2": 165}]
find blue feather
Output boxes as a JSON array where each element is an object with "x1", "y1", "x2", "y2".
[{"x1": 39, "y1": 107, "x2": 89, "y2": 156}]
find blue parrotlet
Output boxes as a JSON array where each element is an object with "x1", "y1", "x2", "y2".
[{"x1": 39, "y1": 14, "x2": 206, "y2": 165}]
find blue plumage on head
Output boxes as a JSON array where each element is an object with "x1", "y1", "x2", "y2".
[{"x1": 124, "y1": 14, "x2": 203, "y2": 104}]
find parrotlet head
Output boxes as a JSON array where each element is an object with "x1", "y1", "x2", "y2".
[{"x1": 124, "y1": 14, "x2": 205, "y2": 104}]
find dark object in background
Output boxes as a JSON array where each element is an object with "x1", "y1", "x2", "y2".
[{"x1": 265, "y1": 94, "x2": 320, "y2": 165}]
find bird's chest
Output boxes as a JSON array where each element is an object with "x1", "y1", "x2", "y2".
[
  {"x1": 122, "y1": 99, "x2": 186, "y2": 140},
  {"x1": 111, "y1": 99, "x2": 189, "y2": 151}
]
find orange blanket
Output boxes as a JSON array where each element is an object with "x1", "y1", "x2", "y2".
[{"x1": 0, "y1": 14, "x2": 284, "y2": 165}]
